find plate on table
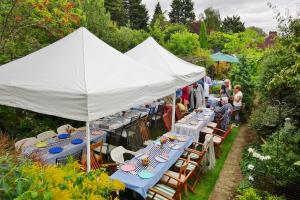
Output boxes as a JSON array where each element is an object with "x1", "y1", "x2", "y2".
[
  {"x1": 138, "y1": 170, "x2": 154, "y2": 179},
  {"x1": 120, "y1": 164, "x2": 136, "y2": 172},
  {"x1": 169, "y1": 144, "x2": 181, "y2": 150},
  {"x1": 58, "y1": 133, "x2": 70, "y2": 139},
  {"x1": 190, "y1": 120, "x2": 198, "y2": 125},
  {"x1": 155, "y1": 155, "x2": 168, "y2": 162},
  {"x1": 35, "y1": 141, "x2": 47, "y2": 148},
  {"x1": 49, "y1": 147, "x2": 63, "y2": 154},
  {"x1": 176, "y1": 136, "x2": 187, "y2": 142},
  {"x1": 71, "y1": 138, "x2": 83, "y2": 145}
]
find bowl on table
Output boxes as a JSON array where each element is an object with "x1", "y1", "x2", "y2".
[
  {"x1": 141, "y1": 156, "x2": 150, "y2": 166},
  {"x1": 58, "y1": 133, "x2": 70, "y2": 139},
  {"x1": 168, "y1": 134, "x2": 177, "y2": 142}
]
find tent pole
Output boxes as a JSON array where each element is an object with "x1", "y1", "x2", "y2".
[
  {"x1": 171, "y1": 90, "x2": 176, "y2": 132},
  {"x1": 86, "y1": 121, "x2": 91, "y2": 172}
]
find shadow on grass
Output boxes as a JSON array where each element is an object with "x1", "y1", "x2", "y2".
[{"x1": 183, "y1": 127, "x2": 240, "y2": 200}]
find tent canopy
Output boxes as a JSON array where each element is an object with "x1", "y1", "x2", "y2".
[
  {"x1": 211, "y1": 52, "x2": 239, "y2": 63},
  {"x1": 125, "y1": 37, "x2": 206, "y2": 88},
  {"x1": 0, "y1": 28, "x2": 175, "y2": 122}
]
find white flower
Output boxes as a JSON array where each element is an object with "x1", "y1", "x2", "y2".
[
  {"x1": 258, "y1": 155, "x2": 265, "y2": 160},
  {"x1": 248, "y1": 148, "x2": 254, "y2": 153},
  {"x1": 248, "y1": 175, "x2": 254, "y2": 181},
  {"x1": 265, "y1": 155, "x2": 271, "y2": 160},
  {"x1": 247, "y1": 164, "x2": 254, "y2": 170},
  {"x1": 253, "y1": 152, "x2": 260, "y2": 158}
]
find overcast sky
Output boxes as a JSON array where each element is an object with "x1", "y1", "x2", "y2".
[{"x1": 142, "y1": 0, "x2": 300, "y2": 33}]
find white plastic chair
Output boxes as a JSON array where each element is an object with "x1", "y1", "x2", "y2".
[
  {"x1": 76, "y1": 126, "x2": 86, "y2": 132},
  {"x1": 15, "y1": 137, "x2": 38, "y2": 150},
  {"x1": 110, "y1": 146, "x2": 137, "y2": 164},
  {"x1": 37, "y1": 130, "x2": 57, "y2": 141},
  {"x1": 15, "y1": 138, "x2": 29, "y2": 151},
  {"x1": 57, "y1": 124, "x2": 75, "y2": 134}
]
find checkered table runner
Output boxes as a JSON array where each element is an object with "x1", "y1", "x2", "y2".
[{"x1": 126, "y1": 140, "x2": 179, "y2": 174}]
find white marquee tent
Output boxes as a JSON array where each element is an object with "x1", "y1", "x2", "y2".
[
  {"x1": 0, "y1": 27, "x2": 175, "y2": 171},
  {"x1": 126, "y1": 37, "x2": 205, "y2": 88},
  {"x1": 126, "y1": 37, "x2": 206, "y2": 130}
]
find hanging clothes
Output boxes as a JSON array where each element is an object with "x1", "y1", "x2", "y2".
[
  {"x1": 195, "y1": 83, "x2": 205, "y2": 108},
  {"x1": 189, "y1": 87, "x2": 197, "y2": 110}
]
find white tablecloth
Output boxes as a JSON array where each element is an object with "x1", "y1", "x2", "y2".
[
  {"x1": 175, "y1": 108, "x2": 216, "y2": 169},
  {"x1": 175, "y1": 109, "x2": 214, "y2": 142}
]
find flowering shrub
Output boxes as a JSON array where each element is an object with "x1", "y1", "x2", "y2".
[
  {"x1": 0, "y1": 154, "x2": 124, "y2": 200},
  {"x1": 241, "y1": 123, "x2": 300, "y2": 194},
  {"x1": 237, "y1": 187, "x2": 285, "y2": 200}
]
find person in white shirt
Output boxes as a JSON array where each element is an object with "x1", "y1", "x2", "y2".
[{"x1": 233, "y1": 85, "x2": 243, "y2": 124}]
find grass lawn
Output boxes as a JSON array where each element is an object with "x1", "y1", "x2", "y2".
[{"x1": 183, "y1": 127, "x2": 240, "y2": 200}]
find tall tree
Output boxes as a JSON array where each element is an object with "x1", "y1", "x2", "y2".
[
  {"x1": 128, "y1": 0, "x2": 149, "y2": 30},
  {"x1": 104, "y1": 0, "x2": 128, "y2": 26},
  {"x1": 150, "y1": 2, "x2": 164, "y2": 27},
  {"x1": 247, "y1": 26, "x2": 267, "y2": 37},
  {"x1": 169, "y1": 0, "x2": 195, "y2": 24},
  {"x1": 221, "y1": 15, "x2": 245, "y2": 33},
  {"x1": 204, "y1": 7, "x2": 221, "y2": 32},
  {"x1": 199, "y1": 20, "x2": 208, "y2": 49}
]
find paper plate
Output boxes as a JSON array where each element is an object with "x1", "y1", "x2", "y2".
[
  {"x1": 171, "y1": 144, "x2": 181, "y2": 150},
  {"x1": 155, "y1": 155, "x2": 167, "y2": 163},
  {"x1": 190, "y1": 120, "x2": 198, "y2": 125},
  {"x1": 176, "y1": 136, "x2": 187, "y2": 142},
  {"x1": 35, "y1": 141, "x2": 47, "y2": 148},
  {"x1": 48, "y1": 147, "x2": 63, "y2": 154},
  {"x1": 138, "y1": 170, "x2": 154, "y2": 179},
  {"x1": 120, "y1": 164, "x2": 136, "y2": 172},
  {"x1": 58, "y1": 133, "x2": 70, "y2": 139},
  {"x1": 71, "y1": 138, "x2": 83, "y2": 145}
]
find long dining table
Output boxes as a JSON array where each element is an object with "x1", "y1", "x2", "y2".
[
  {"x1": 175, "y1": 108, "x2": 216, "y2": 169},
  {"x1": 110, "y1": 134, "x2": 193, "y2": 198},
  {"x1": 22, "y1": 130, "x2": 107, "y2": 164}
]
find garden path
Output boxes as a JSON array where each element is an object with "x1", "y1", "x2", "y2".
[{"x1": 208, "y1": 124, "x2": 256, "y2": 200}]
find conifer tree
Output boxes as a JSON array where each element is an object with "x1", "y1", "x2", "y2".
[
  {"x1": 199, "y1": 20, "x2": 208, "y2": 49},
  {"x1": 104, "y1": 0, "x2": 128, "y2": 26},
  {"x1": 150, "y1": 2, "x2": 164, "y2": 27},
  {"x1": 128, "y1": 0, "x2": 149, "y2": 30},
  {"x1": 169, "y1": 0, "x2": 195, "y2": 24}
]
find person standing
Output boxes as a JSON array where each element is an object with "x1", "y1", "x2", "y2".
[
  {"x1": 220, "y1": 79, "x2": 232, "y2": 98},
  {"x1": 181, "y1": 86, "x2": 190, "y2": 108},
  {"x1": 233, "y1": 85, "x2": 243, "y2": 125},
  {"x1": 203, "y1": 75, "x2": 212, "y2": 100}
]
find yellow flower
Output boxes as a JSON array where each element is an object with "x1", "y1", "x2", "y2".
[{"x1": 50, "y1": 187, "x2": 71, "y2": 200}]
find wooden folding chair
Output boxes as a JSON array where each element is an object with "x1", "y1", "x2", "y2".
[
  {"x1": 160, "y1": 156, "x2": 195, "y2": 198},
  {"x1": 175, "y1": 142, "x2": 208, "y2": 192},
  {"x1": 139, "y1": 117, "x2": 154, "y2": 146},
  {"x1": 147, "y1": 171, "x2": 184, "y2": 200},
  {"x1": 207, "y1": 125, "x2": 233, "y2": 157},
  {"x1": 163, "y1": 110, "x2": 172, "y2": 132},
  {"x1": 82, "y1": 149, "x2": 117, "y2": 175}
]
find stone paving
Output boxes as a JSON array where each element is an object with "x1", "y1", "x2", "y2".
[{"x1": 209, "y1": 125, "x2": 256, "y2": 200}]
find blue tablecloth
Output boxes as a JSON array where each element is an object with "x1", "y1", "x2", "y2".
[
  {"x1": 111, "y1": 135, "x2": 193, "y2": 198},
  {"x1": 23, "y1": 130, "x2": 107, "y2": 164}
]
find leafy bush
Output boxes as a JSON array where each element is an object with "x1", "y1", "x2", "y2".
[
  {"x1": 237, "y1": 188, "x2": 285, "y2": 200},
  {"x1": 241, "y1": 123, "x2": 300, "y2": 193},
  {"x1": 229, "y1": 55, "x2": 256, "y2": 120},
  {"x1": 238, "y1": 188, "x2": 262, "y2": 200},
  {"x1": 0, "y1": 155, "x2": 124, "y2": 200},
  {"x1": 166, "y1": 31, "x2": 199, "y2": 55},
  {"x1": 0, "y1": 105, "x2": 84, "y2": 140},
  {"x1": 249, "y1": 104, "x2": 293, "y2": 138},
  {"x1": 181, "y1": 48, "x2": 215, "y2": 77}
]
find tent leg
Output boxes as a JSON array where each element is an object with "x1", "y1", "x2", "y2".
[
  {"x1": 86, "y1": 121, "x2": 91, "y2": 172},
  {"x1": 171, "y1": 90, "x2": 176, "y2": 132}
]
